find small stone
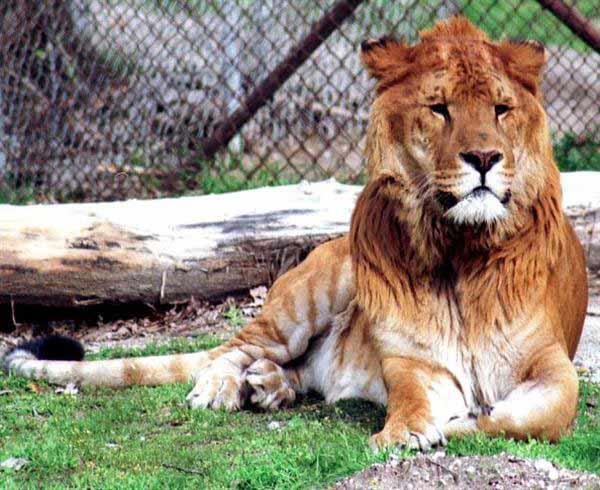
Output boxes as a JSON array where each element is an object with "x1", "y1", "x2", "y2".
[
  {"x1": 0, "y1": 457, "x2": 28, "y2": 471},
  {"x1": 55, "y1": 383, "x2": 79, "y2": 395},
  {"x1": 534, "y1": 459, "x2": 555, "y2": 473}
]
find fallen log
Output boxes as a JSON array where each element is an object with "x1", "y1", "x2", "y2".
[
  {"x1": 0, "y1": 174, "x2": 598, "y2": 307},
  {"x1": 0, "y1": 180, "x2": 360, "y2": 307}
]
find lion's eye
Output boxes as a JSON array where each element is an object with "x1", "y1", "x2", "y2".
[
  {"x1": 495, "y1": 104, "x2": 511, "y2": 117},
  {"x1": 430, "y1": 104, "x2": 450, "y2": 120}
]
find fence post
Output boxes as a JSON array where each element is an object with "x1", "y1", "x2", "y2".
[
  {"x1": 185, "y1": 0, "x2": 366, "y2": 179},
  {"x1": 534, "y1": 0, "x2": 600, "y2": 52}
]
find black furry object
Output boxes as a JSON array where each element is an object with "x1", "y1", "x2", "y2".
[{"x1": 10, "y1": 335, "x2": 85, "y2": 361}]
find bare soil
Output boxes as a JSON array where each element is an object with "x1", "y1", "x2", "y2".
[
  {"x1": 0, "y1": 286, "x2": 267, "y2": 354},
  {"x1": 334, "y1": 452, "x2": 600, "y2": 489}
]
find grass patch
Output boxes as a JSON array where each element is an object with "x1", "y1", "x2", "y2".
[
  {"x1": 141, "y1": 0, "x2": 598, "y2": 51},
  {"x1": 186, "y1": 153, "x2": 299, "y2": 196},
  {"x1": 447, "y1": 381, "x2": 600, "y2": 474},
  {"x1": 1, "y1": 132, "x2": 597, "y2": 204},
  {"x1": 223, "y1": 305, "x2": 246, "y2": 329},
  {"x1": 554, "y1": 133, "x2": 600, "y2": 172},
  {"x1": 88, "y1": 336, "x2": 224, "y2": 361},
  {"x1": 0, "y1": 336, "x2": 385, "y2": 489},
  {"x1": 1, "y1": 337, "x2": 599, "y2": 488},
  {"x1": 0, "y1": 181, "x2": 37, "y2": 205}
]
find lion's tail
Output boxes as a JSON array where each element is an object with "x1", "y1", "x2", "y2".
[{"x1": 2, "y1": 335, "x2": 219, "y2": 387}]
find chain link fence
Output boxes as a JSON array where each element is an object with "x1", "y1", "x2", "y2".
[{"x1": 0, "y1": 0, "x2": 598, "y2": 203}]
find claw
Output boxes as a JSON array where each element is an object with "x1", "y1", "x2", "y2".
[
  {"x1": 480, "y1": 404, "x2": 494, "y2": 416},
  {"x1": 370, "y1": 422, "x2": 446, "y2": 453},
  {"x1": 245, "y1": 359, "x2": 295, "y2": 411},
  {"x1": 186, "y1": 360, "x2": 246, "y2": 411}
]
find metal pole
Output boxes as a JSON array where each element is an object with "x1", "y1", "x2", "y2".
[
  {"x1": 187, "y1": 0, "x2": 366, "y2": 171},
  {"x1": 535, "y1": 0, "x2": 600, "y2": 52}
]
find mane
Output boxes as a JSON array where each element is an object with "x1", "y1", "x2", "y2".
[
  {"x1": 354, "y1": 16, "x2": 566, "y2": 324},
  {"x1": 350, "y1": 173, "x2": 565, "y2": 324},
  {"x1": 419, "y1": 16, "x2": 490, "y2": 43},
  {"x1": 349, "y1": 175, "x2": 452, "y2": 319}
]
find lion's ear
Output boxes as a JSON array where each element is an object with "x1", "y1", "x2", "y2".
[
  {"x1": 497, "y1": 40, "x2": 547, "y2": 95},
  {"x1": 360, "y1": 36, "x2": 409, "y2": 80}
]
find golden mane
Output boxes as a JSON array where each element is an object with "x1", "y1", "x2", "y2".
[
  {"x1": 351, "y1": 17, "x2": 566, "y2": 324},
  {"x1": 419, "y1": 16, "x2": 489, "y2": 42}
]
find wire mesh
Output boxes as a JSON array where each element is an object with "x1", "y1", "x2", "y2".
[{"x1": 0, "y1": 0, "x2": 598, "y2": 203}]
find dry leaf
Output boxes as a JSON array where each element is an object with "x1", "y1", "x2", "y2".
[
  {"x1": 28, "y1": 382, "x2": 42, "y2": 394},
  {"x1": 249, "y1": 286, "x2": 268, "y2": 306}
]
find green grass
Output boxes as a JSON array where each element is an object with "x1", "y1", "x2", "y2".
[
  {"x1": 554, "y1": 133, "x2": 600, "y2": 172},
  {"x1": 447, "y1": 379, "x2": 600, "y2": 473},
  {"x1": 140, "y1": 0, "x2": 598, "y2": 51},
  {"x1": 186, "y1": 154, "x2": 299, "y2": 196},
  {"x1": 222, "y1": 305, "x2": 246, "y2": 329},
  {"x1": 1, "y1": 132, "x2": 596, "y2": 204},
  {"x1": 0, "y1": 185, "x2": 37, "y2": 205},
  {"x1": 88, "y1": 336, "x2": 224, "y2": 361},
  {"x1": 1, "y1": 337, "x2": 599, "y2": 488},
  {"x1": 187, "y1": 132, "x2": 599, "y2": 193},
  {"x1": 0, "y1": 337, "x2": 385, "y2": 489}
]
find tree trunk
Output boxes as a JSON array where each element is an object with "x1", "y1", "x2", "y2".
[{"x1": 0, "y1": 175, "x2": 598, "y2": 307}]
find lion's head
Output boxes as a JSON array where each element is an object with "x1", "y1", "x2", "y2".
[
  {"x1": 360, "y1": 16, "x2": 559, "y2": 227},
  {"x1": 350, "y1": 17, "x2": 566, "y2": 318}
]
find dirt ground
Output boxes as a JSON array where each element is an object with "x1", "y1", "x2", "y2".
[
  {"x1": 334, "y1": 452, "x2": 600, "y2": 489},
  {"x1": 0, "y1": 286, "x2": 267, "y2": 354}
]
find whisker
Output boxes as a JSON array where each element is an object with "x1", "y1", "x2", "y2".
[
  {"x1": 434, "y1": 171, "x2": 469, "y2": 178},
  {"x1": 436, "y1": 178, "x2": 463, "y2": 184}
]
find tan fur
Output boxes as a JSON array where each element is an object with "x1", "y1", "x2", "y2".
[{"x1": 4, "y1": 17, "x2": 587, "y2": 450}]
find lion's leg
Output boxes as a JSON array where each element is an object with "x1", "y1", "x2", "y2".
[
  {"x1": 186, "y1": 238, "x2": 354, "y2": 410},
  {"x1": 244, "y1": 303, "x2": 388, "y2": 411},
  {"x1": 370, "y1": 357, "x2": 468, "y2": 451},
  {"x1": 474, "y1": 344, "x2": 578, "y2": 441},
  {"x1": 244, "y1": 341, "x2": 384, "y2": 411}
]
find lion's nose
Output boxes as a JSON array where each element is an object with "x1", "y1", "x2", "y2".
[{"x1": 459, "y1": 150, "x2": 503, "y2": 176}]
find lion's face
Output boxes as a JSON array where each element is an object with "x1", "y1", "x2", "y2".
[
  {"x1": 388, "y1": 59, "x2": 520, "y2": 225},
  {"x1": 361, "y1": 18, "x2": 554, "y2": 227}
]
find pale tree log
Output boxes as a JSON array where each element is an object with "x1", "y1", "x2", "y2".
[
  {"x1": 0, "y1": 174, "x2": 598, "y2": 308},
  {"x1": 0, "y1": 180, "x2": 360, "y2": 307}
]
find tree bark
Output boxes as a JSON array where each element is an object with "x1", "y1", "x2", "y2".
[{"x1": 0, "y1": 175, "x2": 598, "y2": 307}]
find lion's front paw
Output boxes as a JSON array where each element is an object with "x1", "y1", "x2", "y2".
[
  {"x1": 442, "y1": 405, "x2": 490, "y2": 438},
  {"x1": 186, "y1": 360, "x2": 247, "y2": 411},
  {"x1": 442, "y1": 414, "x2": 479, "y2": 438},
  {"x1": 246, "y1": 359, "x2": 295, "y2": 411},
  {"x1": 369, "y1": 423, "x2": 410, "y2": 452},
  {"x1": 370, "y1": 421, "x2": 447, "y2": 452}
]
